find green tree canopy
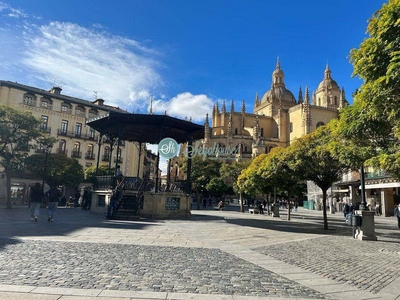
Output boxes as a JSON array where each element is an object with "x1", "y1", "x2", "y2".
[
  {"x1": 288, "y1": 124, "x2": 350, "y2": 229},
  {"x1": 205, "y1": 177, "x2": 228, "y2": 198},
  {"x1": 343, "y1": 0, "x2": 400, "y2": 176},
  {"x1": 24, "y1": 153, "x2": 84, "y2": 188},
  {"x1": 0, "y1": 105, "x2": 48, "y2": 207}
]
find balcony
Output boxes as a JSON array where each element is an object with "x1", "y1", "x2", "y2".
[
  {"x1": 40, "y1": 103, "x2": 53, "y2": 110},
  {"x1": 57, "y1": 129, "x2": 97, "y2": 141},
  {"x1": 85, "y1": 152, "x2": 95, "y2": 160},
  {"x1": 114, "y1": 157, "x2": 123, "y2": 163},
  {"x1": 57, "y1": 148, "x2": 68, "y2": 156},
  {"x1": 22, "y1": 99, "x2": 37, "y2": 107},
  {"x1": 60, "y1": 107, "x2": 72, "y2": 114},
  {"x1": 39, "y1": 125, "x2": 51, "y2": 134},
  {"x1": 102, "y1": 154, "x2": 110, "y2": 162},
  {"x1": 71, "y1": 150, "x2": 82, "y2": 158}
]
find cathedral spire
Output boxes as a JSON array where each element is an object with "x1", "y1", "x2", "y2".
[
  {"x1": 222, "y1": 100, "x2": 226, "y2": 114},
  {"x1": 305, "y1": 86, "x2": 310, "y2": 104},
  {"x1": 241, "y1": 99, "x2": 245, "y2": 114},
  {"x1": 254, "y1": 92, "x2": 259, "y2": 107},
  {"x1": 231, "y1": 99, "x2": 234, "y2": 113},
  {"x1": 298, "y1": 87, "x2": 303, "y2": 104}
]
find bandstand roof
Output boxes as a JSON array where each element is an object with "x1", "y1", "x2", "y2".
[{"x1": 86, "y1": 110, "x2": 204, "y2": 144}]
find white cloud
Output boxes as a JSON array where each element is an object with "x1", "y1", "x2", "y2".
[
  {"x1": 151, "y1": 92, "x2": 213, "y2": 122},
  {"x1": 0, "y1": 2, "x2": 215, "y2": 124}
]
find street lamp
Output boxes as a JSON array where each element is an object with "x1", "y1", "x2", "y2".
[{"x1": 42, "y1": 144, "x2": 53, "y2": 195}]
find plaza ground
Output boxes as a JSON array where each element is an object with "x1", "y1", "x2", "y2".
[{"x1": 0, "y1": 204, "x2": 399, "y2": 300}]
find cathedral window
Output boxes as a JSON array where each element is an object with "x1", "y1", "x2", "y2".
[
  {"x1": 235, "y1": 128, "x2": 238, "y2": 135},
  {"x1": 316, "y1": 122, "x2": 325, "y2": 128},
  {"x1": 334, "y1": 96, "x2": 338, "y2": 105},
  {"x1": 260, "y1": 128, "x2": 264, "y2": 137},
  {"x1": 290, "y1": 122, "x2": 293, "y2": 133}
]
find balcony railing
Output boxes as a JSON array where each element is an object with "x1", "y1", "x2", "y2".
[
  {"x1": 57, "y1": 148, "x2": 68, "y2": 156},
  {"x1": 22, "y1": 99, "x2": 37, "y2": 107},
  {"x1": 114, "y1": 157, "x2": 123, "y2": 163},
  {"x1": 71, "y1": 151, "x2": 82, "y2": 158},
  {"x1": 85, "y1": 152, "x2": 95, "y2": 160},
  {"x1": 57, "y1": 129, "x2": 98, "y2": 141},
  {"x1": 39, "y1": 126, "x2": 51, "y2": 134}
]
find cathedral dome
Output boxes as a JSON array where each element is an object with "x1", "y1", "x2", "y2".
[
  {"x1": 260, "y1": 86, "x2": 296, "y2": 104},
  {"x1": 260, "y1": 59, "x2": 296, "y2": 104},
  {"x1": 317, "y1": 65, "x2": 339, "y2": 90}
]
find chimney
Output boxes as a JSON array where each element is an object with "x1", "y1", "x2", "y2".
[
  {"x1": 49, "y1": 86, "x2": 62, "y2": 95},
  {"x1": 93, "y1": 98, "x2": 105, "y2": 106}
]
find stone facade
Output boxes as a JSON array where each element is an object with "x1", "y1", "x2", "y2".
[
  {"x1": 203, "y1": 60, "x2": 348, "y2": 160},
  {"x1": 0, "y1": 80, "x2": 146, "y2": 179}
]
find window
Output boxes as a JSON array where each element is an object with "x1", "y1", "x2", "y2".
[
  {"x1": 165, "y1": 197, "x2": 180, "y2": 210},
  {"x1": 40, "y1": 116, "x2": 48, "y2": 131},
  {"x1": 40, "y1": 97, "x2": 52, "y2": 109},
  {"x1": 23, "y1": 93, "x2": 36, "y2": 106},
  {"x1": 58, "y1": 140, "x2": 66, "y2": 155},
  {"x1": 72, "y1": 142, "x2": 81, "y2": 158},
  {"x1": 61, "y1": 120, "x2": 68, "y2": 134},
  {"x1": 86, "y1": 144, "x2": 94, "y2": 159},
  {"x1": 316, "y1": 122, "x2": 325, "y2": 128},
  {"x1": 75, "y1": 106, "x2": 85, "y2": 116},
  {"x1": 103, "y1": 146, "x2": 110, "y2": 161},
  {"x1": 75, "y1": 123, "x2": 82, "y2": 137},
  {"x1": 61, "y1": 105, "x2": 68, "y2": 112},
  {"x1": 98, "y1": 195, "x2": 105, "y2": 207},
  {"x1": 260, "y1": 128, "x2": 264, "y2": 137},
  {"x1": 290, "y1": 122, "x2": 293, "y2": 133},
  {"x1": 88, "y1": 109, "x2": 98, "y2": 118},
  {"x1": 88, "y1": 128, "x2": 95, "y2": 139},
  {"x1": 235, "y1": 128, "x2": 238, "y2": 135}
]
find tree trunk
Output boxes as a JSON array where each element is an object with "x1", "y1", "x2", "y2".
[
  {"x1": 239, "y1": 192, "x2": 244, "y2": 213},
  {"x1": 287, "y1": 194, "x2": 291, "y2": 221},
  {"x1": 6, "y1": 171, "x2": 11, "y2": 209},
  {"x1": 322, "y1": 189, "x2": 328, "y2": 230}
]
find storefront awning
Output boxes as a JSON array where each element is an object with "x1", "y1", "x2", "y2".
[{"x1": 365, "y1": 182, "x2": 400, "y2": 189}]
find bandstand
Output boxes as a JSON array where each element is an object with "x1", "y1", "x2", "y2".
[{"x1": 86, "y1": 111, "x2": 204, "y2": 219}]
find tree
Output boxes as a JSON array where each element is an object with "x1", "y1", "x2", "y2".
[
  {"x1": 184, "y1": 156, "x2": 222, "y2": 209},
  {"x1": 220, "y1": 160, "x2": 250, "y2": 212},
  {"x1": 0, "y1": 105, "x2": 47, "y2": 208},
  {"x1": 205, "y1": 177, "x2": 228, "y2": 198},
  {"x1": 84, "y1": 164, "x2": 114, "y2": 184},
  {"x1": 257, "y1": 147, "x2": 301, "y2": 220},
  {"x1": 344, "y1": 0, "x2": 400, "y2": 174},
  {"x1": 288, "y1": 124, "x2": 350, "y2": 230},
  {"x1": 24, "y1": 153, "x2": 84, "y2": 188}
]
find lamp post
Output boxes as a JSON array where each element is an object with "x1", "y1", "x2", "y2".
[
  {"x1": 42, "y1": 144, "x2": 53, "y2": 197},
  {"x1": 174, "y1": 163, "x2": 178, "y2": 182}
]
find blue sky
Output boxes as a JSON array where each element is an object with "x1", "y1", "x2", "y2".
[{"x1": 0, "y1": 0, "x2": 386, "y2": 123}]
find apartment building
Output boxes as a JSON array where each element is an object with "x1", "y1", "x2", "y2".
[{"x1": 0, "y1": 80, "x2": 144, "y2": 179}]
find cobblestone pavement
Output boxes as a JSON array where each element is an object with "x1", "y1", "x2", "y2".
[
  {"x1": 0, "y1": 238, "x2": 326, "y2": 299},
  {"x1": 0, "y1": 206, "x2": 399, "y2": 300}
]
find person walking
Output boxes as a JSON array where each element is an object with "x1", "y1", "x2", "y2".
[
  {"x1": 45, "y1": 185, "x2": 60, "y2": 222},
  {"x1": 30, "y1": 183, "x2": 44, "y2": 222},
  {"x1": 394, "y1": 203, "x2": 400, "y2": 229}
]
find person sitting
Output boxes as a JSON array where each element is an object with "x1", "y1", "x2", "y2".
[{"x1": 217, "y1": 200, "x2": 224, "y2": 210}]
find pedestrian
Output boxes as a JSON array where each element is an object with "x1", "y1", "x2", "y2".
[
  {"x1": 74, "y1": 189, "x2": 81, "y2": 207},
  {"x1": 343, "y1": 203, "x2": 349, "y2": 218},
  {"x1": 202, "y1": 197, "x2": 207, "y2": 209},
  {"x1": 45, "y1": 185, "x2": 60, "y2": 222},
  {"x1": 30, "y1": 183, "x2": 44, "y2": 222},
  {"x1": 394, "y1": 203, "x2": 400, "y2": 229}
]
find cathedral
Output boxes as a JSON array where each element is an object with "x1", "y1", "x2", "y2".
[{"x1": 202, "y1": 59, "x2": 349, "y2": 160}]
